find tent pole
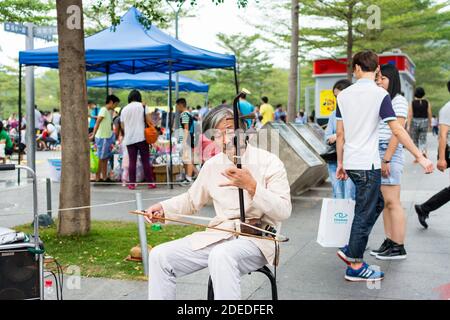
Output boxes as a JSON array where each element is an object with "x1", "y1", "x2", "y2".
[
  {"x1": 168, "y1": 62, "x2": 173, "y2": 190},
  {"x1": 165, "y1": 87, "x2": 170, "y2": 186},
  {"x1": 106, "y1": 64, "x2": 110, "y2": 97},
  {"x1": 233, "y1": 65, "x2": 239, "y2": 94},
  {"x1": 17, "y1": 64, "x2": 23, "y2": 185}
]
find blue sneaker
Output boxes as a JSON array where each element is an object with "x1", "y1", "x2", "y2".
[
  {"x1": 337, "y1": 245, "x2": 351, "y2": 265},
  {"x1": 345, "y1": 263, "x2": 384, "y2": 282}
]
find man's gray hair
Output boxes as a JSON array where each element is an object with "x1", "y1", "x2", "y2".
[{"x1": 202, "y1": 105, "x2": 247, "y2": 132}]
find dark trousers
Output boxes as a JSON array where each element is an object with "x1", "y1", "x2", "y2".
[
  {"x1": 4, "y1": 147, "x2": 13, "y2": 156},
  {"x1": 421, "y1": 186, "x2": 450, "y2": 213},
  {"x1": 432, "y1": 126, "x2": 439, "y2": 136},
  {"x1": 346, "y1": 169, "x2": 384, "y2": 262},
  {"x1": 127, "y1": 140, "x2": 155, "y2": 184}
]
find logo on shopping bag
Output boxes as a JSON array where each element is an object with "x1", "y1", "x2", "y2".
[{"x1": 333, "y1": 212, "x2": 348, "y2": 224}]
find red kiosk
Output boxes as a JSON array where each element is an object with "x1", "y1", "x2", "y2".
[{"x1": 312, "y1": 50, "x2": 416, "y2": 125}]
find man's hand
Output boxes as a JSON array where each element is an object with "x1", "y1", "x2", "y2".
[
  {"x1": 88, "y1": 133, "x2": 94, "y2": 141},
  {"x1": 327, "y1": 134, "x2": 337, "y2": 145},
  {"x1": 336, "y1": 163, "x2": 348, "y2": 180},
  {"x1": 417, "y1": 156, "x2": 434, "y2": 174},
  {"x1": 219, "y1": 167, "x2": 257, "y2": 197},
  {"x1": 437, "y1": 159, "x2": 447, "y2": 172},
  {"x1": 381, "y1": 162, "x2": 390, "y2": 178},
  {"x1": 143, "y1": 203, "x2": 165, "y2": 224}
]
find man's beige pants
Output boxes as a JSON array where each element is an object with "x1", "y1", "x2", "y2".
[{"x1": 148, "y1": 237, "x2": 267, "y2": 300}]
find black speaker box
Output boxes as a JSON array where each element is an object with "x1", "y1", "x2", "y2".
[{"x1": 0, "y1": 247, "x2": 41, "y2": 300}]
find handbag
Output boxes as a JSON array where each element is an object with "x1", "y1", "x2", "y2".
[
  {"x1": 317, "y1": 198, "x2": 355, "y2": 247},
  {"x1": 144, "y1": 107, "x2": 159, "y2": 145},
  {"x1": 320, "y1": 142, "x2": 337, "y2": 162}
]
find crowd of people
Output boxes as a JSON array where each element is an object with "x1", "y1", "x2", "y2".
[
  {"x1": 320, "y1": 50, "x2": 450, "y2": 282},
  {"x1": 34, "y1": 106, "x2": 61, "y2": 151},
  {"x1": 0, "y1": 106, "x2": 62, "y2": 163},
  {"x1": 236, "y1": 95, "x2": 312, "y2": 129},
  {"x1": 82, "y1": 88, "x2": 316, "y2": 188},
  {"x1": 86, "y1": 92, "x2": 214, "y2": 187}
]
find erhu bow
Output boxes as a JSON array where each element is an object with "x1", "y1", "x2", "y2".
[{"x1": 129, "y1": 210, "x2": 289, "y2": 243}]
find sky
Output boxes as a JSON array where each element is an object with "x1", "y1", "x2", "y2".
[{"x1": 0, "y1": 0, "x2": 291, "y2": 73}]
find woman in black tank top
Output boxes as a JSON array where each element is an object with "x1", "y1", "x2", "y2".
[
  {"x1": 407, "y1": 87, "x2": 432, "y2": 157},
  {"x1": 412, "y1": 99, "x2": 429, "y2": 118}
]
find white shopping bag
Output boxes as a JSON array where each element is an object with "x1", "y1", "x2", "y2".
[{"x1": 317, "y1": 198, "x2": 355, "y2": 247}]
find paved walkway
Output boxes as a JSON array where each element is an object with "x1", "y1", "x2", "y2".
[{"x1": 2, "y1": 134, "x2": 450, "y2": 300}]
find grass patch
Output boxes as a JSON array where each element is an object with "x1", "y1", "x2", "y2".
[{"x1": 14, "y1": 220, "x2": 203, "y2": 281}]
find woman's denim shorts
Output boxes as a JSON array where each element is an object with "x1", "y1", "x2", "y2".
[{"x1": 379, "y1": 140, "x2": 404, "y2": 186}]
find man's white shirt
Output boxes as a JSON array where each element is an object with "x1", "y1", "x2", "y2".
[{"x1": 336, "y1": 78, "x2": 396, "y2": 170}]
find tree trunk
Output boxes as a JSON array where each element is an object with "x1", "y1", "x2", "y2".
[
  {"x1": 346, "y1": 2, "x2": 355, "y2": 80},
  {"x1": 287, "y1": 0, "x2": 299, "y2": 122},
  {"x1": 56, "y1": 0, "x2": 90, "y2": 236}
]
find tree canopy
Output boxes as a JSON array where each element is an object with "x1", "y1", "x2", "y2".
[
  {"x1": 0, "y1": 0, "x2": 54, "y2": 23},
  {"x1": 257, "y1": 0, "x2": 450, "y2": 110},
  {"x1": 90, "y1": 0, "x2": 250, "y2": 28}
]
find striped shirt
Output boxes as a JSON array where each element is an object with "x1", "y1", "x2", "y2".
[
  {"x1": 178, "y1": 111, "x2": 194, "y2": 147},
  {"x1": 379, "y1": 94, "x2": 408, "y2": 142}
]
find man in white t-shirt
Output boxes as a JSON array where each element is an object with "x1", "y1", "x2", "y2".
[
  {"x1": 37, "y1": 120, "x2": 59, "y2": 151},
  {"x1": 415, "y1": 80, "x2": 450, "y2": 228},
  {"x1": 335, "y1": 50, "x2": 433, "y2": 282},
  {"x1": 120, "y1": 90, "x2": 156, "y2": 190},
  {"x1": 52, "y1": 108, "x2": 61, "y2": 126}
]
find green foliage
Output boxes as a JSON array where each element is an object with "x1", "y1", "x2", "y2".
[
  {"x1": 84, "y1": 0, "x2": 196, "y2": 36},
  {"x1": 300, "y1": 0, "x2": 450, "y2": 109},
  {"x1": 258, "y1": 0, "x2": 450, "y2": 111},
  {"x1": 357, "y1": 0, "x2": 450, "y2": 110},
  {"x1": 35, "y1": 69, "x2": 60, "y2": 110},
  {"x1": 198, "y1": 33, "x2": 285, "y2": 106},
  {"x1": 14, "y1": 220, "x2": 202, "y2": 280},
  {"x1": 86, "y1": 0, "x2": 167, "y2": 35},
  {"x1": 90, "y1": 0, "x2": 250, "y2": 30},
  {"x1": 0, "y1": 65, "x2": 20, "y2": 119},
  {"x1": 0, "y1": 0, "x2": 54, "y2": 23},
  {"x1": 218, "y1": 33, "x2": 273, "y2": 92},
  {"x1": 0, "y1": 68, "x2": 63, "y2": 119}
]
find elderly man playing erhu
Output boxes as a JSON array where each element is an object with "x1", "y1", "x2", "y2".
[{"x1": 144, "y1": 106, "x2": 292, "y2": 300}]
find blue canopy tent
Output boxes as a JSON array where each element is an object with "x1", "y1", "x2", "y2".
[
  {"x1": 86, "y1": 72, "x2": 209, "y2": 93},
  {"x1": 18, "y1": 7, "x2": 237, "y2": 187},
  {"x1": 19, "y1": 7, "x2": 236, "y2": 74}
]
